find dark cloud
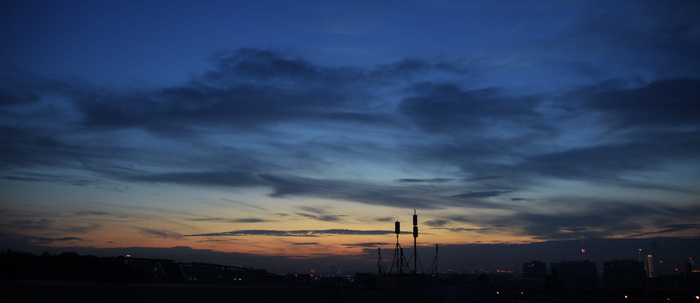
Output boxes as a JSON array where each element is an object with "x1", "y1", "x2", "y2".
[
  {"x1": 295, "y1": 206, "x2": 344, "y2": 222},
  {"x1": 397, "y1": 178, "x2": 454, "y2": 183},
  {"x1": 73, "y1": 211, "x2": 111, "y2": 217},
  {"x1": 220, "y1": 198, "x2": 270, "y2": 211},
  {"x1": 187, "y1": 229, "x2": 395, "y2": 237},
  {"x1": 71, "y1": 49, "x2": 467, "y2": 136},
  {"x1": 514, "y1": 130, "x2": 700, "y2": 183},
  {"x1": 451, "y1": 191, "x2": 511, "y2": 199},
  {"x1": 187, "y1": 217, "x2": 268, "y2": 223},
  {"x1": 0, "y1": 173, "x2": 102, "y2": 187},
  {"x1": 205, "y1": 48, "x2": 325, "y2": 85},
  {"x1": 129, "y1": 170, "x2": 265, "y2": 188},
  {"x1": 0, "y1": 68, "x2": 43, "y2": 106},
  {"x1": 398, "y1": 83, "x2": 545, "y2": 133},
  {"x1": 295, "y1": 213, "x2": 343, "y2": 222},
  {"x1": 0, "y1": 126, "x2": 69, "y2": 169},
  {"x1": 561, "y1": 1, "x2": 700, "y2": 76},
  {"x1": 137, "y1": 228, "x2": 183, "y2": 239},
  {"x1": 31, "y1": 237, "x2": 84, "y2": 244},
  {"x1": 433, "y1": 227, "x2": 493, "y2": 233},
  {"x1": 574, "y1": 78, "x2": 700, "y2": 130},
  {"x1": 5, "y1": 218, "x2": 54, "y2": 230},
  {"x1": 489, "y1": 200, "x2": 698, "y2": 240},
  {"x1": 397, "y1": 177, "x2": 501, "y2": 183},
  {"x1": 66, "y1": 223, "x2": 102, "y2": 234},
  {"x1": 423, "y1": 219, "x2": 448, "y2": 227},
  {"x1": 343, "y1": 242, "x2": 391, "y2": 248},
  {"x1": 628, "y1": 224, "x2": 700, "y2": 238},
  {"x1": 297, "y1": 206, "x2": 326, "y2": 214},
  {"x1": 258, "y1": 174, "x2": 453, "y2": 209}
]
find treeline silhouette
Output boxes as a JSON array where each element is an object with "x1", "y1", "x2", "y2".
[{"x1": 1, "y1": 249, "x2": 179, "y2": 282}]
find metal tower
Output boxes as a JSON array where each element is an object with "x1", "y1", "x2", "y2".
[
  {"x1": 377, "y1": 247, "x2": 388, "y2": 274},
  {"x1": 409, "y1": 209, "x2": 424, "y2": 275},
  {"x1": 428, "y1": 244, "x2": 438, "y2": 276},
  {"x1": 389, "y1": 221, "x2": 411, "y2": 275}
]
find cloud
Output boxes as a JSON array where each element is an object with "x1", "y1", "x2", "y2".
[
  {"x1": 487, "y1": 199, "x2": 699, "y2": 240},
  {"x1": 129, "y1": 170, "x2": 265, "y2": 188},
  {"x1": 187, "y1": 217, "x2": 268, "y2": 223},
  {"x1": 1, "y1": 46, "x2": 699, "y2": 246},
  {"x1": 0, "y1": 173, "x2": 103, "y2": 187},
  {"x1": 74, "y1": 49, "x2": 462, "y2": 136},
  {"x1": 451, "y1": 191, "x2": 511, "y2": 199},
  {"x1": 398, "y1": 83, "x2": 545, "y2": 134},
  {"x1": 187, "y1": 229, "x2": 396, "y2": 237},
  {"x1": 559, "y1": 1, "x2": 700, "y2": 76},
  {"x1": 31, "y1": 237, "x2": 85, "y2": 245},
  {"x1": 573, "y1": 78, "x2": 700, "y2": 130},
  {"x1": 433, "y1": 227, "x2": 493, "y2": 233},
  {"x1": 293, "y1": 242, "x2": 318, "y2": 246},
  {"x1": 397, "y1": 178, "x2": 454, "y2": 183},
  {"x1": 513, "y1": 130, "x2": 700, "y2": 183},
  {"x1": 628, "y1": 224, "x2": 700, "y2": 238},
  {"x1": 220, "y1": 198, "x2": 269, "y2": 211},
  {"x1": 295, "y1": 206, "x2": 345, "y2": 222},
  {"x1": 343, "y1": 242, "x2": 391, "y2": 248},
  {"x1": 66, "y1": 223, "x2": 102, "y2": 234},
  {"x1": 295, "y1": 213, "x2": 343, "y2": 222},
  {"x1": 423, "y1": 219, "x2": 449, "y2": 227},
  {"x1": 137, "y1": 228, "x2": 183, "y2": 239}
]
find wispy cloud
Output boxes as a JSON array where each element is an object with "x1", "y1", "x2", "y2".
[
  {"x1": 137, "y1": 228, "x2": 184, "y2": 239},
  {"x1": 343, "y1": 242, "x2": 391, "y2": 248},
  {"x1": 187, "y1": 217, "x2": 268, "y2": 223},
  {"x1": 187, "y1": 229, "x2": 395, "y2": 237}
]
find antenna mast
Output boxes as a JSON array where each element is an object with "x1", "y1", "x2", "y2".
[
  {"x1": 412, "y1": 209, "x2": 419, "y2": 274},
  {"x1": 389, "y1": 221, "x2": 411, "y2": 275},
  {"x1": 429, "y1": 244, "x2": 438, "y2": 276},
  {"x1": 377, "y1": 247, "x2": 388, "y2": 274}
]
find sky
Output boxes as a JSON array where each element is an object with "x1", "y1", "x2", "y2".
[{"x1": 1, "y1": 0, "x2": 699, "y2": 274}]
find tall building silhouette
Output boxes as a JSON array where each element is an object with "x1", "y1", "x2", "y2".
[
  {"x1": 602, "y1": 259, "x2": 646, "y2": 291},
  {"x1": 551, "y1": 260, "x2": 598, "y2": 287},
  {"x1": 522, "y1": 260, "x2": 547, "y2": 279}
]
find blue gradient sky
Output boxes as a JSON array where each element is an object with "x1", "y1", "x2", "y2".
[{"x1": 1, "y1": 0, "x2": 699, "y2": 273}]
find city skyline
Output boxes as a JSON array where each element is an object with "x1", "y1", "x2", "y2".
[{"x1": 1, "y1": 0, "x2": 699, "y2": 273}]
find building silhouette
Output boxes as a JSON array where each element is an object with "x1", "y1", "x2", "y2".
[
  {"x1": 550, "y1": 260, "x2": 598, "y2": 287},
  {"x1": 602, "y1": 259, "x2": 646, "y2": 291},
  {"x1": 522, "y1": 260, "x2": 547, "y2": 279}
]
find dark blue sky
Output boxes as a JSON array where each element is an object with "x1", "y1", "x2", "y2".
[{"x1": 1, "y1": 0, "x2": 699, "y2": 273}]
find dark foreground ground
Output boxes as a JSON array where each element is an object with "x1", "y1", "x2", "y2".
[
  {"x1": 1, "y1": 281, "x2": 454, "y2": 303},
  {"x1": 4, "y1": 280, "x2": 697, "y2": 303}
]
